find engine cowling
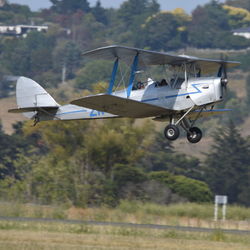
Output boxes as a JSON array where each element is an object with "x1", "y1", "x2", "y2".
[{"x1": 187, "y1": 78, "x2": 222, "y2": 106}]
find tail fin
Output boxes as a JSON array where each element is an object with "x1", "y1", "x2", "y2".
[{"x1": 9, "y1": 77, "x2": 60, "y2": 118}]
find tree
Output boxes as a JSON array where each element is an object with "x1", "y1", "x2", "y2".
[
  {"x1": 17, "y1": 117, "x2": 153, "y2": 206},
  {"x1": 204, "y1": 121, "x2": 250, "y2": 205},
  {"x1": 0, "y1": 121, "x2": 40, "y2": 181},
  {"x1": 138, "y1": 10, "x2": 190, "y2": 50},
  {"x1": 140, "y1": 132, "x2": 202, "y2": 180},
  {"x1": 118, "y1": 0, "x2": 159, "y2": 28},
  {"x1": 91, "y1": 0, "x2": 108, "y2": 25},
  {"x1": 0, "y1": 3, "x2": 31, "y2": 24},
  {"x1": 0, "y1": 31, "x2": 55, "y2": 77},
  {"x1": 53, "y1": 41, "x2": 82, "y2": 80},
  {"x1": 150, "y1": 171, "x2": 212, "y2": 202},
  {"x1": 188, "y1": 0, "x2": 249, "y2": 49},
  {"x1": 84, "y1": 119, "x2": 153, "y2": 176},
  {"x1": 75, "y1": 60, "x2": 113, "y2": 90},
  {"x1": 226, "y1": 0, "x2": 250, "y2": 11},
  {"x1": 1, "y1": 38, "x2": 30, "y2": 76},
  {"x1": 26, "y1": 31, "x2": 55, "y2": 76},
  {"x1": 112, "y1": 165, "x2": 184, "y2": 204},
  {"x1": 238, "y1": 73, "x2": 250, "y2": 123},
  {"x1": 246, "y1": 74, "x2": 250, "y2": 108},
  {"x1": 188, "y1": 1, "x2": 229, "y2": 48},
  {"x1": 223, "y1": 5, "x2": 250, "y2": 28},
  {"x1": 50, "y1": 0, "x2": 90, "y2": 14}
]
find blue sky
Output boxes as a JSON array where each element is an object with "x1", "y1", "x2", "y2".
[{"x1": 8, "y1": 0, "x2": 226, "y2": 13}]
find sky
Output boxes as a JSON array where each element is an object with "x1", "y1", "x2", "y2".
[{"x1": 8, "y1": 0, "x2": 226, "y2": 13}]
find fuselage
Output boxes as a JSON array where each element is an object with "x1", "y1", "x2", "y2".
[{"x1": 48, "y1": 77, "x2": 222, "y2": 122}]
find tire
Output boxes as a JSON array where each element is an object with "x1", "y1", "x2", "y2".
[
  {"x1": 164, "y1": 124, "x2": 180, "y2": 141},
  {"x1": 187, "y1": 127, "x2": 202, "y2": 143}
]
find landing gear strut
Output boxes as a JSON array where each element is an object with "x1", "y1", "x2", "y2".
[{"x1": 163, "y1": 107, "x2": 203, "y2": 143}]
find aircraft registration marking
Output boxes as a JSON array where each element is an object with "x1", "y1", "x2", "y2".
[{"x1": 90, "y1": 110, "x2": 105, "y2": 117}]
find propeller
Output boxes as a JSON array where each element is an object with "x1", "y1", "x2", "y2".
[{"x1": 218, "y1": 54, "x2": 229, "y2": 95}]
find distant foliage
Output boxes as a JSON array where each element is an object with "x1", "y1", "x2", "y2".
[
  {"x1": 226, "y1": 0, "x2": 250, "y2": 11},
  {"x1": 140, "y1": 132, "x2": 203, "y2": 180},
  {"x1": 246, "y1": 74, "x2": 250, "y2": 108},
  {"x1": 118, "y1": 0, "x2": 160, "y2": 28},
  {"x1": 138, "y1": 10, "x2": 189, "y2": 50},
  {"x1": 188, "y1": 1, "x2": 249, "y2": 49},
  {"x1": 91, "y1": 0, "x2": 108, "y2": 25},
  {"x1": 223, "y1": 5, "x2": 250, "y2": 28},
  {"x1": 0, "y1": 117, "x2": 212, "y2": 206},
  {"x1": 0, "y1": 3, "x2": 31, "y2": 24},
  {"x1": 50, "y1": 0, "x2": 90, "y2": 14},
  {"x1": 0, "y1": 31, "x2": 55, "y2": 80},
  {"x1": 204, "y1": 121, "x2": 250, "y2": 206},
  {"x1": 75, "y1": 60, "x2": 113, "y2": 90},
  {"x1": 53, "y1": 41, "x2": 82, "y2": 80},
  {"x1": 0, "y1": 0, "x2": 249, "y2": 96},
  {"x1": 150, "y1": 171, "x2": 212, "y2": 202}
]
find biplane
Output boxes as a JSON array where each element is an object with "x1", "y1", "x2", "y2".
[{"x1": 9, "y1": 45, "x2": 240, "y2": 143}]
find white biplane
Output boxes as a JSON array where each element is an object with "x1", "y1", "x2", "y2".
[{"x1": 9, "y1": 45, "x2": 240, "y2": 143}]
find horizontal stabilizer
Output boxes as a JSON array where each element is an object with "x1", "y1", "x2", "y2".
[
  {"x1": 71, "y1": 94, "x2": 171, "y2": 118},
  {"x1": 187, "y1": 109, "x2": 232, "y2": 119},
  {"x1": 8, "y1": 106, "x2": 59, "y2": 113}
]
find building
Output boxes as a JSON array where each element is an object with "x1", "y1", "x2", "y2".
[
  {"x1": 232, "y1": 27, "x2": 250, "y2": 39},
  {"x1": 0, "y1": 25, "x2": 48, "y2": 37}
]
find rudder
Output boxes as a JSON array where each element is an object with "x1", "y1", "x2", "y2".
[{"x1": 9, "y1": 77, "x2": 60, "y2": 118}]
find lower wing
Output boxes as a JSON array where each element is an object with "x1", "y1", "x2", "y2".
[{"x1": 71, "y1": 94, "x2": 172, "y2": 118}]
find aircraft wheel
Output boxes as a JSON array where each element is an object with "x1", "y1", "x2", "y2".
[
  {"x1": 164, "y1": 124, "x2": 180, "y2": 141},
  {"x1": 187, "y1": 127, "x2": 202, "y2": 143}
]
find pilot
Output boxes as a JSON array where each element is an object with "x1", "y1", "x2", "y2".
[
  {"x1": 160, "y1": 79, "x2": 168, "y2": 86},
  {"x1": 137, "y1": 81, "x2": 144, "y2": 89}
]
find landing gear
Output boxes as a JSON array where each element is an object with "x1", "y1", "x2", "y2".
[
  {"x1": 163, "y1": 107, "x2": 203, "y2": 143},
  {"x1": 186, "y1": 127, "x2": 202, "y2": 144},
  {"x1": 164, "y1": 124, "x2": 180, "y2": 141}
]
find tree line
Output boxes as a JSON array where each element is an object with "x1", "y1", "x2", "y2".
[
  {"x1": 0, "y1": 118, "x2": 249, "y2": 207},
  {"x1": 0, "y1": 0, "x2": 250, "y2": 93}
]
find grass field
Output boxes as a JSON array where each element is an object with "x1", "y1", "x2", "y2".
[
  {"x1": 0, "y1": 220, "x2": 249, "y2": 250},
  {"x1": 0, "y1": 201, "x2": 249, "y2": 231}
]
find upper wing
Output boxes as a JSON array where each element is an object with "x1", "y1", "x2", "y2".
[
  {"x1": 82, "y1": 45, "x2": 240, "y2": 75},
  {"x1": 71, "y1": 94, "x2": 172, "y2": 118}
]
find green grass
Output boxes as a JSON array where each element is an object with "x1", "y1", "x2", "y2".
[
  {"x1": 0, "y1": 220, "x2": 249, "y2": 242},
  {"x1": 0, "y1": 220, "x2": 249, "y2": 250},
  {"x1": 118, "y1": 200, "x2": 250, "y2": 220},
  {"x1": 0, "y1": 200, "x2": 249, "y2": 230}
]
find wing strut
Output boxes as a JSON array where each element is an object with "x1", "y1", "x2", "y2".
[
  {"x1": 107, "y1": 58, "x2": 119, "y2": 94},
  {"x1": 217, "y1": 65, "x2": 223, "y2": 77},
  {"x1": 127, "y1": 53, "x2": 139, "y2": 98}
]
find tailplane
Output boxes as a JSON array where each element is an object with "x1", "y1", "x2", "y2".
[{"x1": 8, "y1": 77, "x2": 60, "y2": 118}]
